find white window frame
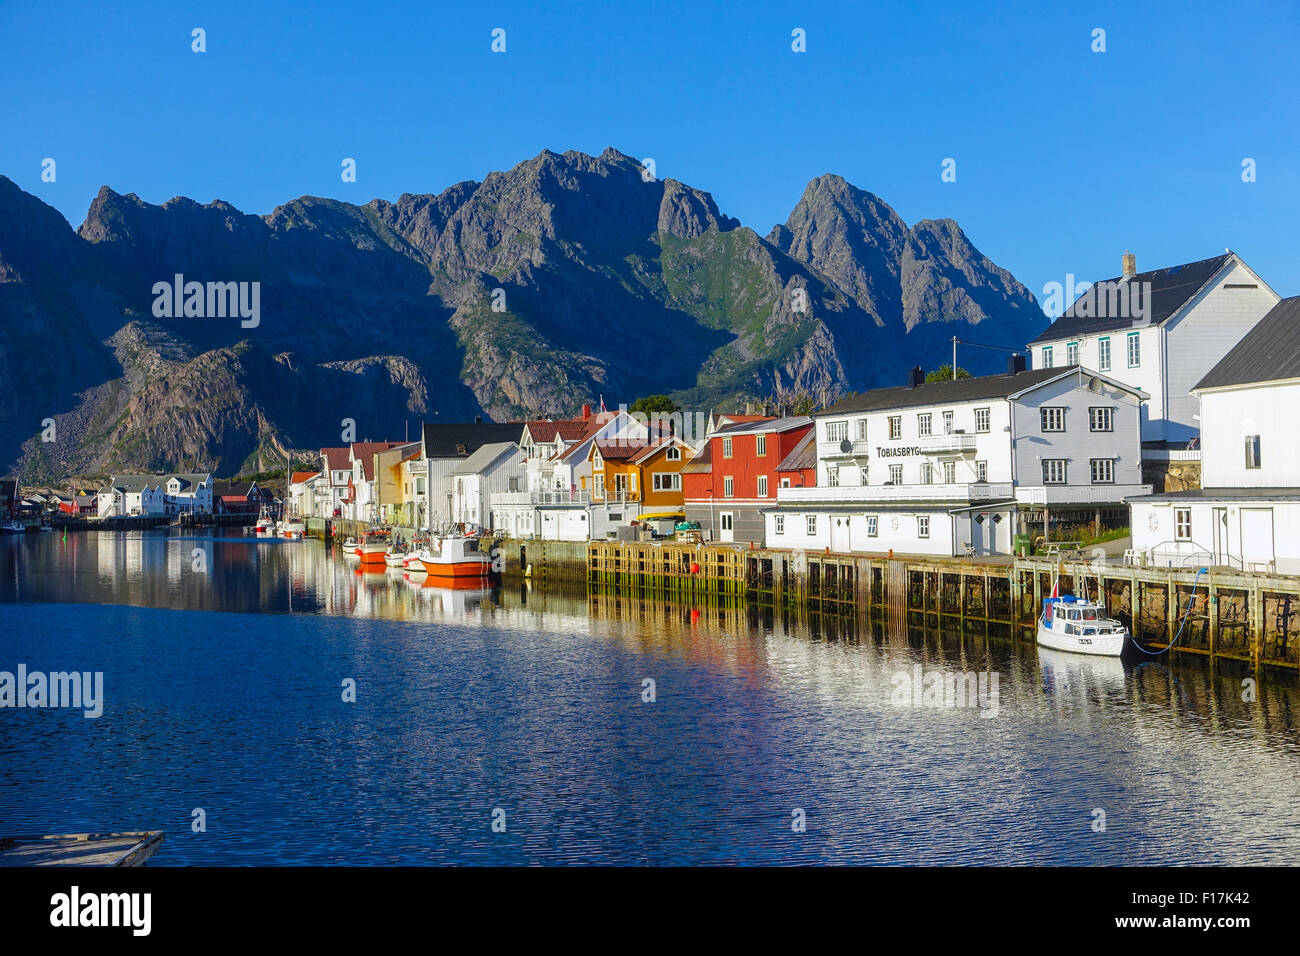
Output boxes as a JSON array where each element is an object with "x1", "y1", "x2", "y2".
[
  {"x1": 975, "y1": 460, "x2": 987, "y2": 482},
  {"x1": 756, "y1": 475, "x2": 768, "y2": 497},
  {"x1": 1175, "y1": 508, "x2": 1192, "y2": 541},
  {"x1": 723, "y1": 476, "x2": 734, "y2": 498},
  {"x1": 754, "y1": 434, "x2": 766, "y2": 457},
  {"x1": 974, "y1": 407, "x2": 990, "y2": 433},
  {"x1": 943, "y1": 460, "x2": 956, "y2": 483},
  {"x1": 1040, "y1": 407, "x2": 1065, "y2": 432},
  {"x1": 1098, "y1": 336, "x2": 1111, "y2": 371},
  {"x1": 866, "y1": 515, "x2": 878, "y2": 537},
  {"x1": 1089, "y1": 407, "x2": 1113, "y2": 432},
  {"x1": 920, "y1": 462, "x2": 933, "y2": 484},
  {"x1": 722, "y1": 437, "x2": 733, "y2": 458},
  {"x1": 1066, "y1": 342, "x2": 1079, "y2": 366},
  {"x1": 1089, "y1": 458, "x2": 1114, "y2": 484},
  {"x1": 942, "y1": 410, "x2": 954, "y2": 434},
  {"x1": 888, "y1": 416, "x2": 902, "y2": 440},
  {"x1": 1245, "y1": 435, "x2": 1262, "y2": 470},
  {"x1": 917, "y1": 413, "x2": 932, "y2": 437},
  {"x1": 826, "y1": 421, "x2": 848, "y2": 443},
  {"x1": 1042, "y1": 346, "x2": 1054, "y2": 368},
  {"x1": 1042, "y1": 459, "x2": 1067, "y2": 484},
  {"x1": 806, "y1": 515, "x2": 817, "y2": 536},
  {"x1": 774, "y1": 514, "x2": 785, "y2": 535},
  {"x1": 918, "y1": 515, "x2": 930, "y2": 538},
  {"x1": 889, "y1": 464, "x2": 903, "y2": 485},
  {"x1": 855, "y1": 419, "x2": 867, "y2": 441},
  {"x1": 666, "y1": 446, "x2": 682, "y2": 461}
]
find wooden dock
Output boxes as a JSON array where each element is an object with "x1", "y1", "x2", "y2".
[
  {"x1": 0, "y1": 831, "x2": 164, "y2": 867},
  {"x1": 586, "y1": 541, "x2": 1300, "y2": 674}
]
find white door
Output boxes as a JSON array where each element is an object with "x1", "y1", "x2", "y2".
[
  {"x1": 1240, "y1": 508, "x2": 1275, "y2": 572},
  {"x1": 1213, "y1": 507, "x2": 1229, "y2": 566},
  {"x1": 830, "y1": 515, "x2": 852, "y2": 553},
  {"x1": 719, "y1": 512, "x2": 734, "y2": 543}
]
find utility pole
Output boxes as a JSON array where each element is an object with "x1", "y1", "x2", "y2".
[{"x1": 952, "y1": 336, "x2": 958, "y2": 380}]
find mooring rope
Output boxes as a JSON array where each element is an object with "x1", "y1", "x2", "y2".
[{"x1": 1127, "y1": 567, "x2": 1209, "y2": 656}]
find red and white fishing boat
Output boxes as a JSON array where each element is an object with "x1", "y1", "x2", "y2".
[
  {"x1": 357, "y1": 530, "x2": 390, "y2": 567},
  {"x1": 254, "y1": 507, "x2": 275, "y2": 534},
  {"x1": 417, "y1": 535, "x2": 494, "y2": 579}
]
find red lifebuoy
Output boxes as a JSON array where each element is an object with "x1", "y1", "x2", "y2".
[{"x1": 690, "y1": 562, "x2": 700, "y2": 574}]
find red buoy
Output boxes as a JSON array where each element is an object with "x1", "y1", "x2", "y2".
[{"x1": 690, "y1": 562, "x2": 701, "y2": 574}]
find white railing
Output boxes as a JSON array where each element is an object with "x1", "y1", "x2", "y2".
[
  {"x1": 819, "y1": 439, "x2": 872, "y2": 458},
  {"x1": 1015, "y1": 483, "x2": 1152, "y2": 505},
  {"x1": 776, "y1": 481, "x2": 1014, "y2": 504},
  {"x1": 490, "y1": 490, "x2": 591, "y2": 507},
  {"x1": 917, "y1": 433, "x2": 978, "y2": 453}
]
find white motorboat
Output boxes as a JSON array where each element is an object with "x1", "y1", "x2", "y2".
[
  {"x1": 280, "y1": 519, "x2": 306, "y2": 539},
  {"x1": 417, "y1": 535, "x2": 494, "y2": 579},
  {"x1": 1036, "y1": 594, "x2": 1127, "y2": 657},
  {"x1": 1, "y1": 519, "x2": 25, "y2": 535},
  {"x1": 255, "y1": 507, "x2": 275, "y2": 534}
]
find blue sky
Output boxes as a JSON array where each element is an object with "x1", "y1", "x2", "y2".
[{"x1": 2, "y1": 0, "x2": 1297, "y2": 307}]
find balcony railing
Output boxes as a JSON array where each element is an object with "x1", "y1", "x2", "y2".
[
  {"x1": 819, "y1": 439, "x2": 872, "y2": 459},
  {"x1": 1015, "y1": 483, "x2": 1152, "y2": 505},
  {"x1": 776, "y1": 482, "x2": 1014, "y2": 504},
  {"x1": 917, "y1": 433, "x2": 978, "y2": 453},
  {"x1": 490, "y1": 490, "x2": 591, "y2": 507}
]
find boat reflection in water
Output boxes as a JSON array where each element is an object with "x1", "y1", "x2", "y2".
[{"x1": 1038, "y1": 645, "x2": 1129, "y2": 699}]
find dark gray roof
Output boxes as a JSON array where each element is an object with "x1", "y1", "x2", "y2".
[
  {"x1": 819, "y1": 366, "x2": 1084, "y2": 416},
  {"x1": 1029, "y1": 254, "x2": 1232, "y2": 344},
  {"x1": 1194, "y1": 295, "x2": 1300, "y2": 391},
  {"x1": 775, "y1": 430, "x2": 816, "y2": 472},
  {"x1": 421, "y1": 422, "x2": 523, "y2": 458},
  {"x1": 1129, "y1": 487, "x2": 1300, "y2": 502}
]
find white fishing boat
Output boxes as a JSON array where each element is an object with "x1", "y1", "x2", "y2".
[
  {"x1": 1036, "y1": 568, "x2": 1128, "y2": 658},
  {"x1": 254, "y1": 507, "x2": 275, "y2": 534},
  {"x1": 1, "y1": 519, "x2": 25, "y2": 535},
  {"x1": 384, "y1": 549, "x2": 407, "y2": 568},
  {"x1": 280, "y1": 519, "x2": 306, "y2": 539},
  {"x1": 341, "y1": 536, "x2": 359, "y2": 553}
]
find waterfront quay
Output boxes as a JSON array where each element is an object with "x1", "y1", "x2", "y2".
[{"x1": 585, "y1": 541, "x2": 1300, "y2": 674}]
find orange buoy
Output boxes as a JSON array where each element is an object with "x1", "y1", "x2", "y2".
[{"x1": 690, "y1": 562, "x2": 700, "y2": 574}]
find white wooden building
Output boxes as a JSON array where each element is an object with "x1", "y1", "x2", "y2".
[
  {"x1": 1029, "y1": 251, "x2": 1279, "y2": 450},
  {"x1": 1130, "y1": 296, "x2": 1300, "y2": 574},
  {"x1": 450, "y1": 442, "x2": 525, "y2": 532},
  {"x1": 765, "y1": 362, "x2": 1148, "y2": 556}
]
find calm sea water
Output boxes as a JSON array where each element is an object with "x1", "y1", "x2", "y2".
[{"x1": 0, "y1": 529, "x2": 1298, "y2": 865}]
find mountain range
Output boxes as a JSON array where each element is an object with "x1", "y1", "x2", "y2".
[{"x1": 0, "y1": 147, "x2": 1046, "y2": 479}]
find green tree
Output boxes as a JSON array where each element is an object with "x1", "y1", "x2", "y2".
[
  {"x1": 629, "y1": 395, "x2": 680, "y2": 415},
  {"x1": 926, "y1": 364, "x2": 971, "y2": 383}
]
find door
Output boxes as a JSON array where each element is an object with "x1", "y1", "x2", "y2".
[
  {"x1": 719, "y1": 512, "x2": 734, "y2": 543},
  {"x1": 1240, "y1": 508, "x2": 1275, "y2": 572},
  {"x1": 830, "y1": 515, "x2": 852, "y2": 553},
  {"x1": 1212, "y1": 507, "x2": 1229, "y2": 566}
]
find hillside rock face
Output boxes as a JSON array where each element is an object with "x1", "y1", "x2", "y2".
[{"x1": 0, "y1": 148, "x2": 1045, "y2": 479}]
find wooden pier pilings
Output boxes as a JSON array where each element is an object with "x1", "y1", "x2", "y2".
[{"x1": 585, "y1": 541, "x2": 1300, "y2": 674}]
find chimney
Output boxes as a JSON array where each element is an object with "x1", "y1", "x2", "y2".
[
  {"x1": 582, "y1": 403, "x2": 592, "y2": 420},
  {"x1": 908, "y1": 366, "x2": 924, "y2": 388},
  {"x1": 1007, "y1": 353, "x2": 1026, "y2": 375},
  {"x1": 1122, "y1": 250, "x2": 1136, "y2": 278}
]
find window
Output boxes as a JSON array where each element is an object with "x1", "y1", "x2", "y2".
[
  {"x1": 723, "y1": 476, "x2": 734, "y2": 497},
  {"x1": 1066, "y1": 342, "x2": 1079, "y2": 365},
  {"x1": 1040, "y1": 407, "x2": 1065, "y2": 432},
  {"x1": 974, "y1": 407, "x2": 990, "y2": 433},
  {"x1": 888, "y1": 416, "x2": 902, "y2": 440},
  {"x1": 1042, "y1": 346, "x2": 1054, "y2": 368},
  {"x1": 1090, "y1": 458, "x2": 1114, "y2": 483},
  {"x1": 780, "y1": 477, "x2": 791, "y2": 488},
  {"x1": 774, "y1": 514, "x2": 785, "y2": 535},
  {"x1": 1098, "y1": 337, "x2": 1111, "y2": 371},
  {"x1": 917, "y1": 413, "x2": 932, "y2": 437},
  {"x1": 858, "y1": 466, "x2": 868, "y2": 485},
  {"x1": 855, "y1": 419, "x2": 867, "y2": 441},
  {"x1": 943, "y1": 461, "x2": 956, "y2": 483},
  {"x1": 943, "y1": 411, "x2": 954, "y2": 434},
  {"x1": 1089, "y1": 407, "x2": 1113, "y2": 432},
  {"x1": 920, "y1": 462, "x2": 933, "y2": 484},
  {"x1": 806, "y1": 515, "x2": 817, "y2": 535},
  {"x1": 1127, "y1": 331, "x2": 1140, "y2": 368},
  {"x1": 918, "y1": 515, "x2": 930, "y2": 538},
  {"x1": 508, "y1": 477, "x2": 520, "y2": 492},
  {"x1": 1042, "y1": 459, "x2": 1067, "y2": 484},
  {"x1": 827, "y1": 467, "x2": 840, "y2": 487},
  {"x1": 889, "y1": 464, "x2": 903, "y2": 484},
  {"x1": 757, "y1": 475, "x2": 768, "y2": 496},
  {"x1": 1175, "y1": 508, "x2": 1192, "y2": 541},
  {"x1": 652, "y1": 473, "x2": 682, "y2": 492},
  {"x1": 666, "y1": 446, "x2": 682, "y2": 461},
  {"x1": 722, "y1": 438, "x2": 733, "y2": 458},
  {"x1": 594, "y1": 475, "x2": 605, "y2": 498},
  {"x1": 826, "y1": 421, "x2": 848, "y2": 443},
  {"x1": 975, "y1": 460, "x2": 987, "y2": 482},
  {"x1": 721, "y1": 513, "x2": 733, "y2": 532},
  {"x1": 1245, "y1": 435, "x2": 1261, "y2": 469},
  {"x1": 755, "y1": 435, "x2": 766, "y2": 457},
  {"x1": 866, "y1": 515, "x2": 878, "y2": 537}
]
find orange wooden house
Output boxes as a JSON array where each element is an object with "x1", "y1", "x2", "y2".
[{"x1": 587, "y1": 435, "x2": 694, "y2": 512}]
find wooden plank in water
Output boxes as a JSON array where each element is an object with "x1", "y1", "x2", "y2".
[{"x1": 0, "y1": 831, "x2": 164, "y2": 867}]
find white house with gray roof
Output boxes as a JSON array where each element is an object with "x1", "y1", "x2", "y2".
[
  {"x1": 451, "y1": 441, "x2": 525, "y2": 533},
  {"x1": 766, "y1": 361, "x2": 1148, "y2": 557},
  {"x1": 1030, "y1": 251, "x2": 1279, "y2": 450},
  {"x1": 1130, "y1": 296, "x2": 1300, "y2": 574}
]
